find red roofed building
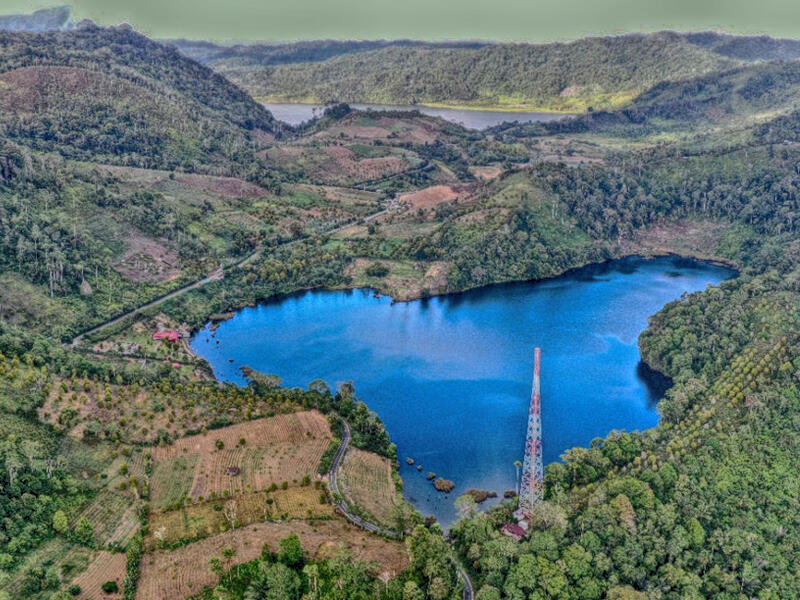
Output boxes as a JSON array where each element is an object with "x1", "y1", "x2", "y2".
[
  {"x1": 500, "y1": 523, "x2": 526, "y2": 541},
  {"x1": 153, "y1": 331, "x2": 180, "y2": 343}
]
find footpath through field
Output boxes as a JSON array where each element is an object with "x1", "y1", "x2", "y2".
[{"x1": 69, "y1": 208, "x2": 390, "y2": 346}]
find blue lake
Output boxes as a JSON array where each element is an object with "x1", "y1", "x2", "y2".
[
  {"x1": 191, "y1": 256, "x2": 734, "y2": 526},
  {"x1": 263, "y1": 102, "x2": 572, "y2": 129}
]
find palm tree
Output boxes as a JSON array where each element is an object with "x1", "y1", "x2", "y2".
[{"x1": 514, "y1": 460, "x2": 522, "y2": 495}]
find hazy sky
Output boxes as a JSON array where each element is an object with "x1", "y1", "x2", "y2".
[{"x1": 6, "y1": 0, "x2": 800, "y2": 42}]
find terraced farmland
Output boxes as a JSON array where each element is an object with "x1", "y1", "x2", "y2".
[
  {"x1": 69, "y1": 551, "x2": 127, "y2": 600},
  {"x1": 136, "y1": 518, "x2": 409, "y2": 600},
  {"x1": 150, "y1": 411, "x2": 333, "y2": 506},
  {"x1": 146, "y1": 486, "x2": 333, "y2": 547},
  {"x1": 339, "y1": 447, "x2": 400, "y2": 528}
]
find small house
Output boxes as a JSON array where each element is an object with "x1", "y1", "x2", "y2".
[{"x1": 500, "y1": 523, "x2": 526, "y2": 541}]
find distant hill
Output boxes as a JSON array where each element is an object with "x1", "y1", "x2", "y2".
[
  {"x1": 0, "y1": 5, "x2": 72, "y2": 32},
  {"x1": 181, "y1": 32, "x2": 736, "y2": 112},
  {"x1": 168, "y1": 38, "x2": 490, "y2": 67},
  {"x1": 496, "y1": 59, "x2": 800, "y2": 140},
  {"x1": 174, "y1": 31, "x2": 800, "y2": 113},
  {"x1": 685, "y1": 31, "x2": 800, "y2": 62},
  {"x1": 0, "y1": 23, "x2": 280, "y2": 173}
]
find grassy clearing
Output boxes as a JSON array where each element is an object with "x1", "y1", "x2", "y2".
[
  {"x1": 151, "y1": 455, "x2": 199, "y2": 511},
  {"x1": 150, "y1": 411, "x2": 332, "y2": 505},
  {"x1": 74, "y1": 488, "x2": 141, "y2": 546},
  {"x1": 136, "y1": 518, "x2": 409, "y2": 600},
  {"x1": 69, "y1": 550, "x2": 127, "y2": 600},
  {"x1": 339, "y1": 448, "x2": 399, "y2": 528},
  {"x1": 147, "y1": 486, "x2": 333, "y2": 548}
]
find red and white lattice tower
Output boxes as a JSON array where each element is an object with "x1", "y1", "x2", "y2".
[{"x1": 519, "y1": 347, "x2": 543, "y2": 516}]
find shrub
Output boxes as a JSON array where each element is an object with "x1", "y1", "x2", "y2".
[{"x1": 365, "y1": 262, "x2": 390, "y2": 277}]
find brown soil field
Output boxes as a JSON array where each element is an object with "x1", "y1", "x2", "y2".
[
  {"x1": 469, "y1": 165, "x2": 503, "y2": 180},
  {"x1": 397, "y1": 185, "x2": 461, "y2": 209},
  {"x1": 70, "y1": 551, "x2": 126, "y2": 600},
  {"x1": 150, "y1": 411, "x2": 332, "y2": 506},
  {"x1": 114, "y1": 230, "x2": 181, "y2": 283},
  {"x1": 319, "y1": 115, "x2": 439, "y2": 144},
  {"x1": 176, "y1": 173, "x2": 268, "y2": 198},
  {"x1": 153, "y1": 411, "x2": 331, "y2": 460},
  {"x1": 147, "y1": 487, "x2": 333, "y2": 547},
  {"x1": 339, "y1": 448, "x2": 399, "y2": 528},
  {"x1": 346, "y1": 156, "x2": 409, "y2": 180},
  {"x1": 136, "y1": 518, "x2": 408, "y2": 600}
]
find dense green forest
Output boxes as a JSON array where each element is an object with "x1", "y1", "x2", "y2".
[
  {"x1": 210, "y1": 33, "x2": 734, "y2": 112},
  {"x1": 179, "y1": 31, "x2": 800, "y2": 114}
]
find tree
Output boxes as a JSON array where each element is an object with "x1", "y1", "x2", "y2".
[
  {"x1": 302, "y1": 564, "x2": 320, "y2": 599},
  {"x1": 606, "y1": 585, "x2": 647, "y2": 600},
  {"x1": 277, "y1": 533, "x2": 305, "y2": 569},
  {"x1": 209, "y1": 556, "x2": 223, "y2": 577},
  {"x1": 402, "y1": 580, "x2": 424, "y2": 600},
  {"x1": 223, "y1": 500, "x2": 238, "y2": 530},
  {"x1": 455, "y1": 494, "x2": 478, "y2": 519},
  {"x1": 52, "y1": 510, "x2": 68, "y2": 534},
  {"x1": 476, "y1": 585, "x2": 501, "y2": 600},
  {"x1": 244, "y1": 562, "x2": 300, "y2": 600},
  {"x1": 73, "y1": 517, "x2": 94, "y2": 544}
]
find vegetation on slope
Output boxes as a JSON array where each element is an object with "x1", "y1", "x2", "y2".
[
  {"x1": 4, "y1": 15, "x2": 800, "y2": 600},
  {"x1": 0, "y1": 24, "x2": 280, "y2": 174},
  {"x1": 216, "y1": 32, "x2": 734, "y2": 112},
  {"x1": 491, "y1": 60, "x2": 800, "y2": 143}
]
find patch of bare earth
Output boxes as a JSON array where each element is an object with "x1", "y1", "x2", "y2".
[
  {"x1": 136, "y1": 519, "x2": 408, "y2": 600},
  {"x1": 114, "y1": 230, "x2": 180, "y2": 283},
  {"x1": 396, "y1": 184, "x2": 477, "y2": 215},
  {"x1": 151, "y1": 411, "x2": 332, "y2": 504},
  {"x1": 398, "y1": 185, "x2": 459, "y2": 209},
  {"x1": 469, "y1": 165, "x2": 503, "y2": 180},
  {"x1": 175, "y1": 173, "x2": 268, "y2": 198},
  {"x1": 620, "y1": 220, "x2": 733, "y2": 262},
  {"x1": 70, "y1": 551, "x2": 126, "y2": 600},
  {"x1": 318, "y1": 115, "x2": 439, "y2": 144}
]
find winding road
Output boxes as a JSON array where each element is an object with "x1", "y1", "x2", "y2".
[
  {"x1": 328, "y1": 420, "x2": 474, "y2": 600},
  {"x1": 69, "y1": 208, "x2": 390, "y2": 346}
]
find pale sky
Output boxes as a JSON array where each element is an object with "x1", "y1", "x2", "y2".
[{"x1": 5, "y1": 0, "x2": 800, "y2": 42}]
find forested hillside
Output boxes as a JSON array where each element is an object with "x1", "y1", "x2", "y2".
[
  {"x1": 488, "y1": 59, "x2": 800, "y2": 143},
  {"x1": 177, "y1": 31, "x2": 800, "y2": 113},
  {"x1": 0, "y1": 24, "x2": 280, "y2": 173},
  {"x1": 211, "y1": 32, "x2": 733, "y2": 112}
]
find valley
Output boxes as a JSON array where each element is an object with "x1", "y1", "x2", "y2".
[{"x1": 1, "y1": 8, "x2": 800, "y2": 600}]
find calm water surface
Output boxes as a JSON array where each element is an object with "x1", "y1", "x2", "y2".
[
  {"x1": 192, "y1": 256, "x2": 734, "y2": 526},
  {"x1": 263, "y1": 102, "x2": 572, "y2": 130}
]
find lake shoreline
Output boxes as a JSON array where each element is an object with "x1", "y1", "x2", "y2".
[
  {"x1": 191, "y1": 254, "x2": 734, "y2": 525},
  {"x1": 185, "y1": 250, "x2": 740, "y2": 357},
  {"x1": 255, "y1": 96, "x2": 580, "y2": 115},
  {"x1": 182, "y1": 249, "x2": 735, "y2": 401}
]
